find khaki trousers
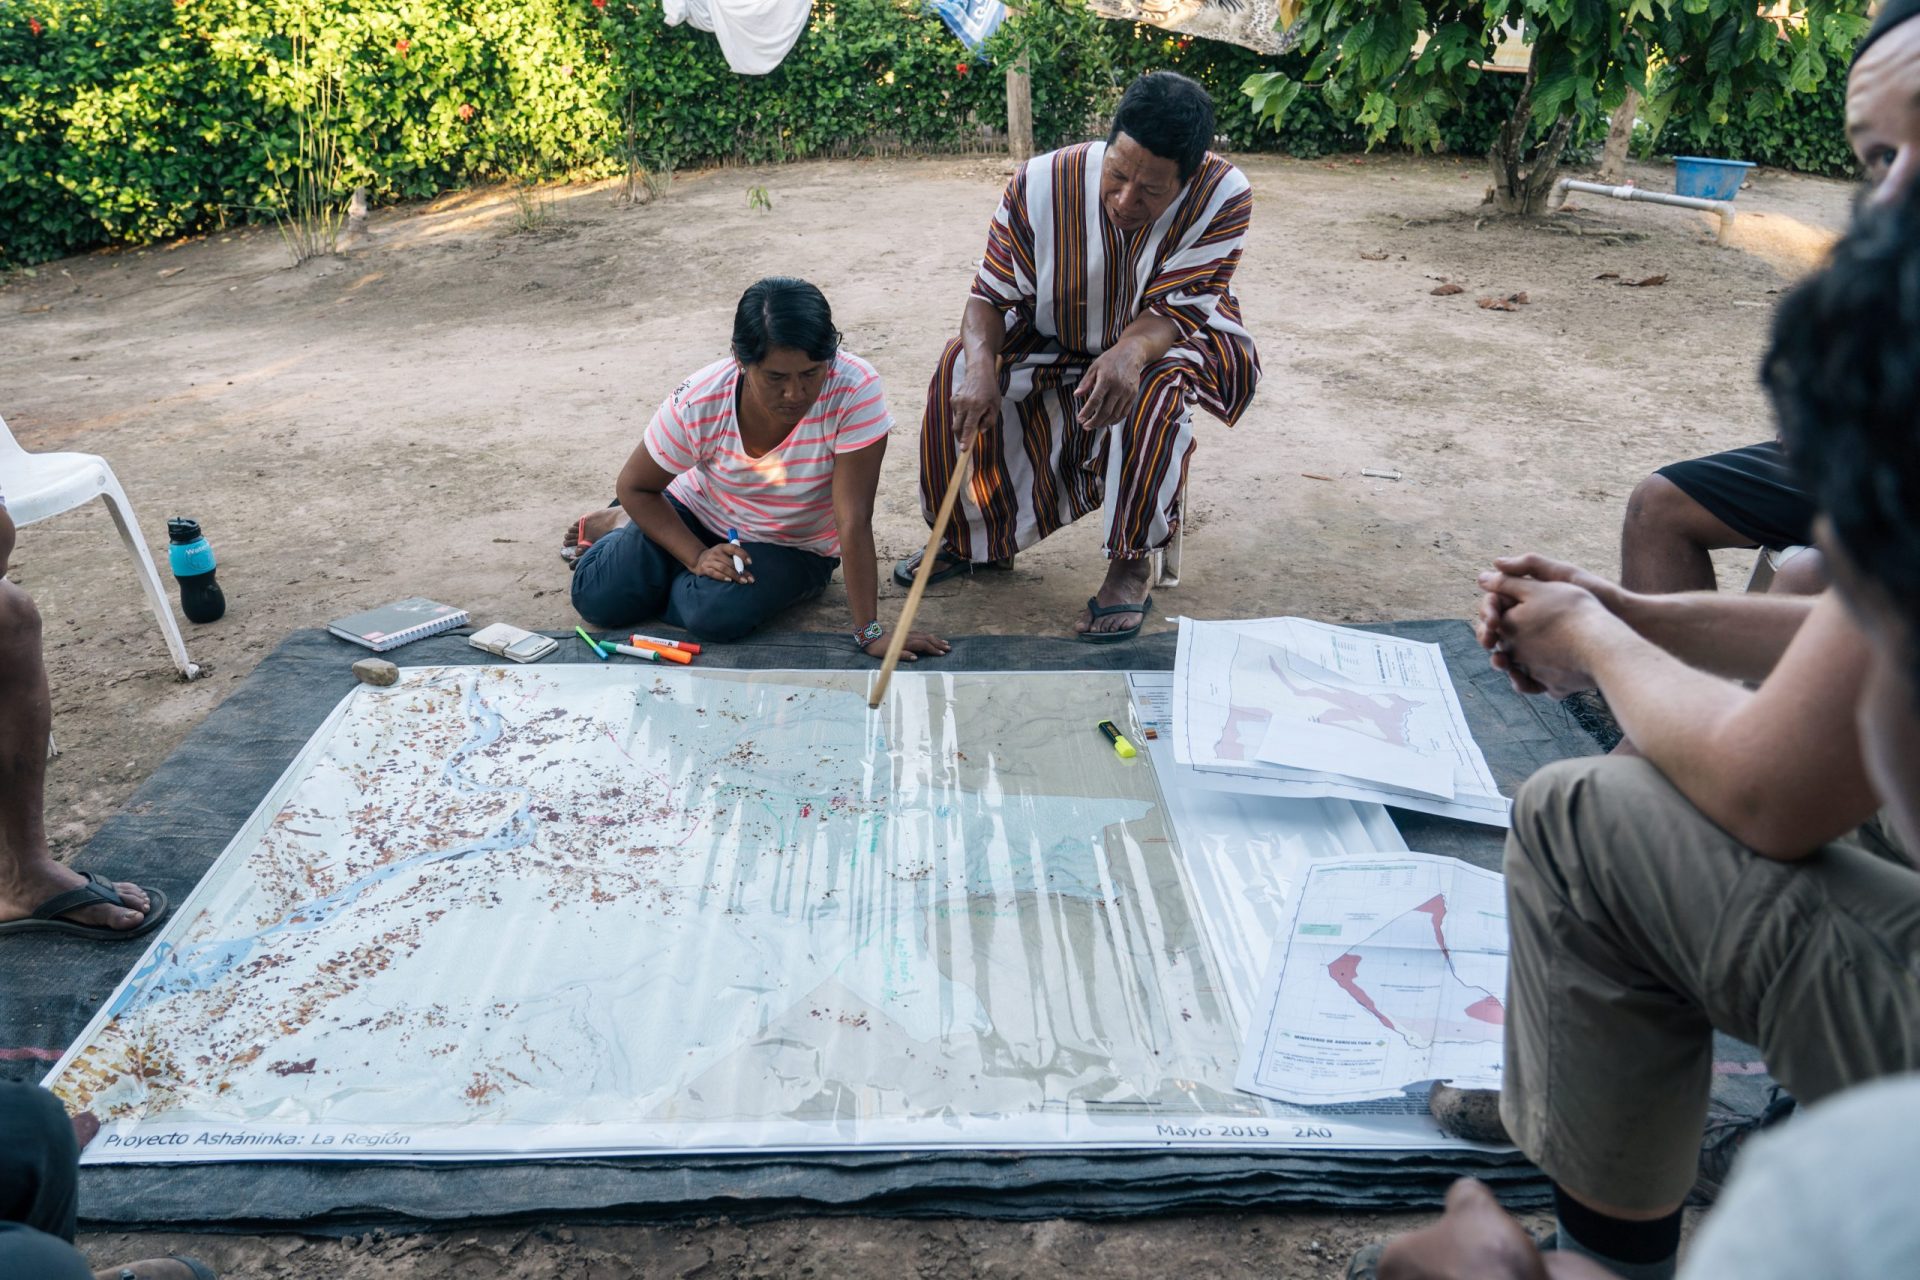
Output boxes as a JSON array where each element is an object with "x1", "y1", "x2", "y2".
[{"x1": 1498, "y1": 756, "x2": 1920, "y2": 1212}]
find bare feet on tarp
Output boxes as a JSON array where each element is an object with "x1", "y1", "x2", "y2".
[
  {"x1": 561, "y1": 505, "x2": 631, "y2": 565},
  {"x1": 0, "y1": 857, "x2": 153, "y2": 931},
  {"x1": 1074, "y1": 556, "x2": 1154, "y2": 636}
]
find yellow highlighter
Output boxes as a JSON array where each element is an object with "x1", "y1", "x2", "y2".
[{"x1": 1096, "y1": 719, "x2": 1137, "y2": 759}]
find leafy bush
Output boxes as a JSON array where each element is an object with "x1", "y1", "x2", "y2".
[
  {"x1": 1645, "y1": 66, "x2": 1856, "y2": 178},
  {"x1": 0, "y1": 0, "x2": 1859, "y2": 266}
]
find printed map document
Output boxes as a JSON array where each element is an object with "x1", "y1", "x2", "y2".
[
  {"x1": 1236, "y1": 854, "x2": 1508, "y2": 1106},
  {"x1": 48, "y1": 666, "x2": 1482, "y2": 1162},
  {"x1": 1173, "y1": 617, "x2": 1509, "y2": 826}
]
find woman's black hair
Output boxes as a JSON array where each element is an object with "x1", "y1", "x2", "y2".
[{"x1": 732, "y1": 276, "x2": 841, "y2": 365}]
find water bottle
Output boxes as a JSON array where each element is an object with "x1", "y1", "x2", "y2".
[{"x1": 167, "y1": 517, "x2": 226, "y2": 624}]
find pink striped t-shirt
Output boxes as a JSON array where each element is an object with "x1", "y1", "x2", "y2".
[{"x1": 642, "y1": 353, "x2": 893, "y2": 558}]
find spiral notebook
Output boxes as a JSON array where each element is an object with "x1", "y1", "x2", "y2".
[{"x1": 327, "y1": 597, "x2": 470, "y2": 652}]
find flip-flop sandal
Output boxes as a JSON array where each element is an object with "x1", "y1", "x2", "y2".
[
  {"x1": 0, "y1": 872, "x2": 169, "y2": 942},
  {"x1": 891, "y1": 549, "x2": 1015, "y2": 588},
  {"x1": 561, "y1": 514, "x2": 594, "y2": 571},
  {"x1": 1078, "y1": 593, "x2": 1152, "y2": 644}
]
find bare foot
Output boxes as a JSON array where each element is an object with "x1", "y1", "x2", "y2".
[
  {"x1": 0, "y1": 859, "x2": 153, "y2": 931},
  {"x1": 561, "y1": 505, "x2": 630, "y2": 554},
  {"x1": 1074, "y1": 556, "x2": 1153, "y2": 635}
]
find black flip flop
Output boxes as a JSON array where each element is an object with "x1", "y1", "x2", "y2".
[
  {"x1": 0, "y1": 872, "x2": 169, "y2": 942},
  {"x1": 892, "y1": 548, "x2": 980, "y2": 588},
  {"x1": 1079, "y1": 594, "x2": 1152, "y2": 644}
]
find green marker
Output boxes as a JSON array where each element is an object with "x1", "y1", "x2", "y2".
[{"x1": 574, "y1": 626, "x2": 610, "y2": 660}]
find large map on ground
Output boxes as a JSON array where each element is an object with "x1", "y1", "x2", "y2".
[{"x1": 47, "y1": 667, "x2": 1462, "y2": 1162}]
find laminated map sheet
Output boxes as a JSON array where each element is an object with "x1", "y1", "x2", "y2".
[
  {"x1": 46, "y1": 666, "x2": 1485, "y2": 1163},
  {"x1": 1173, "y1": 617, "x2": 1510, "y2": 826},
  {"x1": 1237, "y1": 854, "x2": 1508, "y2": 1105}
]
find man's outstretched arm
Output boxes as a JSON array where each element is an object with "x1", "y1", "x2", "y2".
[{"x1": 1484, "y1": 576, "x2": 1880, "y2": 860}]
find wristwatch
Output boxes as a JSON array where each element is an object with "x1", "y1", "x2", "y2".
[{"x1": 853, "y1": 621, "x2": 885, "y2": 651}]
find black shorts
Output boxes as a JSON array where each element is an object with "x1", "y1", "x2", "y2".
[{"x1": 1655, "y1": 441, "x2": 1814, "y2": 551}]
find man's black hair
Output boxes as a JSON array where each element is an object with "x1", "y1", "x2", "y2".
[
  {"x1": 732, "y1": 276, "x2": 841, "y2": 364},
  {"x1": 1764, "y1": 190, "x2": 1920, "y2": 690},
  {"x1": 1856, "y1": 0, "x2": 1920, "y2": 66},
  {"x1": 1109, "y1": 72, "x2": 1215, "y2": 182}
]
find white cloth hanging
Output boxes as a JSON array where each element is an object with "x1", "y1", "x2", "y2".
[{"x1": 662, "y1": 0, "x2": 812, "y2": 75}]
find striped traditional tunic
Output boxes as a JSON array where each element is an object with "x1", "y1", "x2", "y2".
[{"x1": 920, "y1": 140, "x2": 1261, "y2": 561}]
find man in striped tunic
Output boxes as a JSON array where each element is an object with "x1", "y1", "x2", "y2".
[{"x1": 899, "y1": 71, "x2": 1260, "y2": 639}]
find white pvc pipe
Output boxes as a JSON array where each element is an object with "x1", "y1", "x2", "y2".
[{"x1": 1554, "y1": 177, "x2": 1737, "y2": 244}]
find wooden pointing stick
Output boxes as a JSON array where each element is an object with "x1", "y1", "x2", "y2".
[{"x1": 869, "y1": 437, "x2": 976, "y2": 710}]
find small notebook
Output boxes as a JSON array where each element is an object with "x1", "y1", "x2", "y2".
[{"x1": 328, "y1": 597, "x2": 469, "y2": 652}]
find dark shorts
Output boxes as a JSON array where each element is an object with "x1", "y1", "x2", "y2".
[
  {"x1": 1656, "y1": 441, "x2": 1814, "y2": 551},
  {"x1": 0, "y1": 1083, "x2": 88, "y2": 1278}
]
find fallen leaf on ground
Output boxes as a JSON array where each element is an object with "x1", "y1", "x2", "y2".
[
  {"x1": 1620, "y1": 274, "x2": 1668, "y2": 287},
  {"x1": 1359, "y1": 250, "x2": 1389, "y2": 261},
  {"x1": 1477, "y1": 292, "x2": 1529, "y2": 311},
  {"x1": 1431, "y1": 283, "x2": 1464, "y2": 296},
  {"x1": 1300, "y1": 472, "x2": 1334, "y2": 481},
  {"x1": 158, "y1": 266, "x2": 186, "y2": 279},
  {"x1": 1593, "y1": 271, "x2": 1621, "y2": 281}
]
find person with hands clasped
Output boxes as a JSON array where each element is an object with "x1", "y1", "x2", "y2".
[
  {"x1": 1353, "y1": 193, "x2": 1920, "y2": 1280},
  {"x1": 569, "y1": 277, "x2": 948, "y2": 661}
]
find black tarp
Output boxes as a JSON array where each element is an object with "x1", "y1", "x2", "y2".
[{"x1": 0, "y1": 624, "x2": 1765, "y2": 1228}]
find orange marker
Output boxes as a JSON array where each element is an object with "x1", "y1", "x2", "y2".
[
  {"x1": 631, "y1": 633, "x2": 701, "y2": 656},
  {"x1": 629, "y1": 639, "x2": 692, "y2": 665}
]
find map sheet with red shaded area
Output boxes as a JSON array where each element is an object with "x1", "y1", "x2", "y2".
[{"x1": 1237, "y1": 855, "x2": 1508, "y2": 1105}]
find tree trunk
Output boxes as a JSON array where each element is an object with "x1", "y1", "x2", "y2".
[
  {"x1": 1005, "y1": 7, "x2": 1033, "y2": 163},
  {"x1": 1006, "y1": 64, "x2": 1033, "y2": 162},
  {"x1": 1598, "y1": 87, "x2": 1640, "y2": 183},
  {"x1": 1485, "y1": 57, "x2": 1577, "y2": 217}
]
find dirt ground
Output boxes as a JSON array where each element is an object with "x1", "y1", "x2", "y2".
[{"x1": 2, "y1": 150, "x2": 1847, "y2": 1277}]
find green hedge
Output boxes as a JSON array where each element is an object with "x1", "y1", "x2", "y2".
[
  {"x1": 0, "y1": 0, "x2": 1844, "y2": 267},
  {"x1": 1649, "y1": 67, "x2": 1856, "y2": 177}
]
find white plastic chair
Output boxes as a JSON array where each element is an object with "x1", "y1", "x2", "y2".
[
  {"x1": 1744, "y1": 544, "x2": 1812, "y2": 594},
  {"x1": 0, "y1": 413, "x2": 200, "y2": 680}
]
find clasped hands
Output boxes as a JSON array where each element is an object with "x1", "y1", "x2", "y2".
[
  {"x1": 1475, "y1": 554, "x2": 1636, "y2": 700},
  {"x1": 951, "y1": 339, "x2": 1150, "y2": 451}
]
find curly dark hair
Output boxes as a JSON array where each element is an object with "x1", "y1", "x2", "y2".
[{"x1": 1764, "y1": 189, "x2": 1920, "y2": 690}]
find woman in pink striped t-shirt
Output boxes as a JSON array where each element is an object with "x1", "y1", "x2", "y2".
[{"x1": 569, "y1": 278, "x2": 949, "y2": 656}]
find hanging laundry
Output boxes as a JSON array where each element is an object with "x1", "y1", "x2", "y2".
[
  {"x1": 1085, "y1": 0, "x2": 1303, "y2": 56},
  {"x1": 662, "y1": 0, "x2": 812, "y2": 75},
  {"x1": 928, "y1": 0, "x2": 1006, "y2": 53}
]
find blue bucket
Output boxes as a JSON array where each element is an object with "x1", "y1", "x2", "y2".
[{"x1": 1673, "y1": 156, "x2": 1754, "y2": 201}]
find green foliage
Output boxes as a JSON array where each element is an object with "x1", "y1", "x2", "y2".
[
  {"x1": 2, "y1": 0, "x2": 1862, "y2": 266},
  {"x1": 0, "y1": 0, "x2": 610, "y2": 265},
  {"x1": 1244, "y1": 1, "x2": 1870, "y2": 167},
  {"x1": 1646, "y1": 61, "x2": 1856, "y2": 177}
]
